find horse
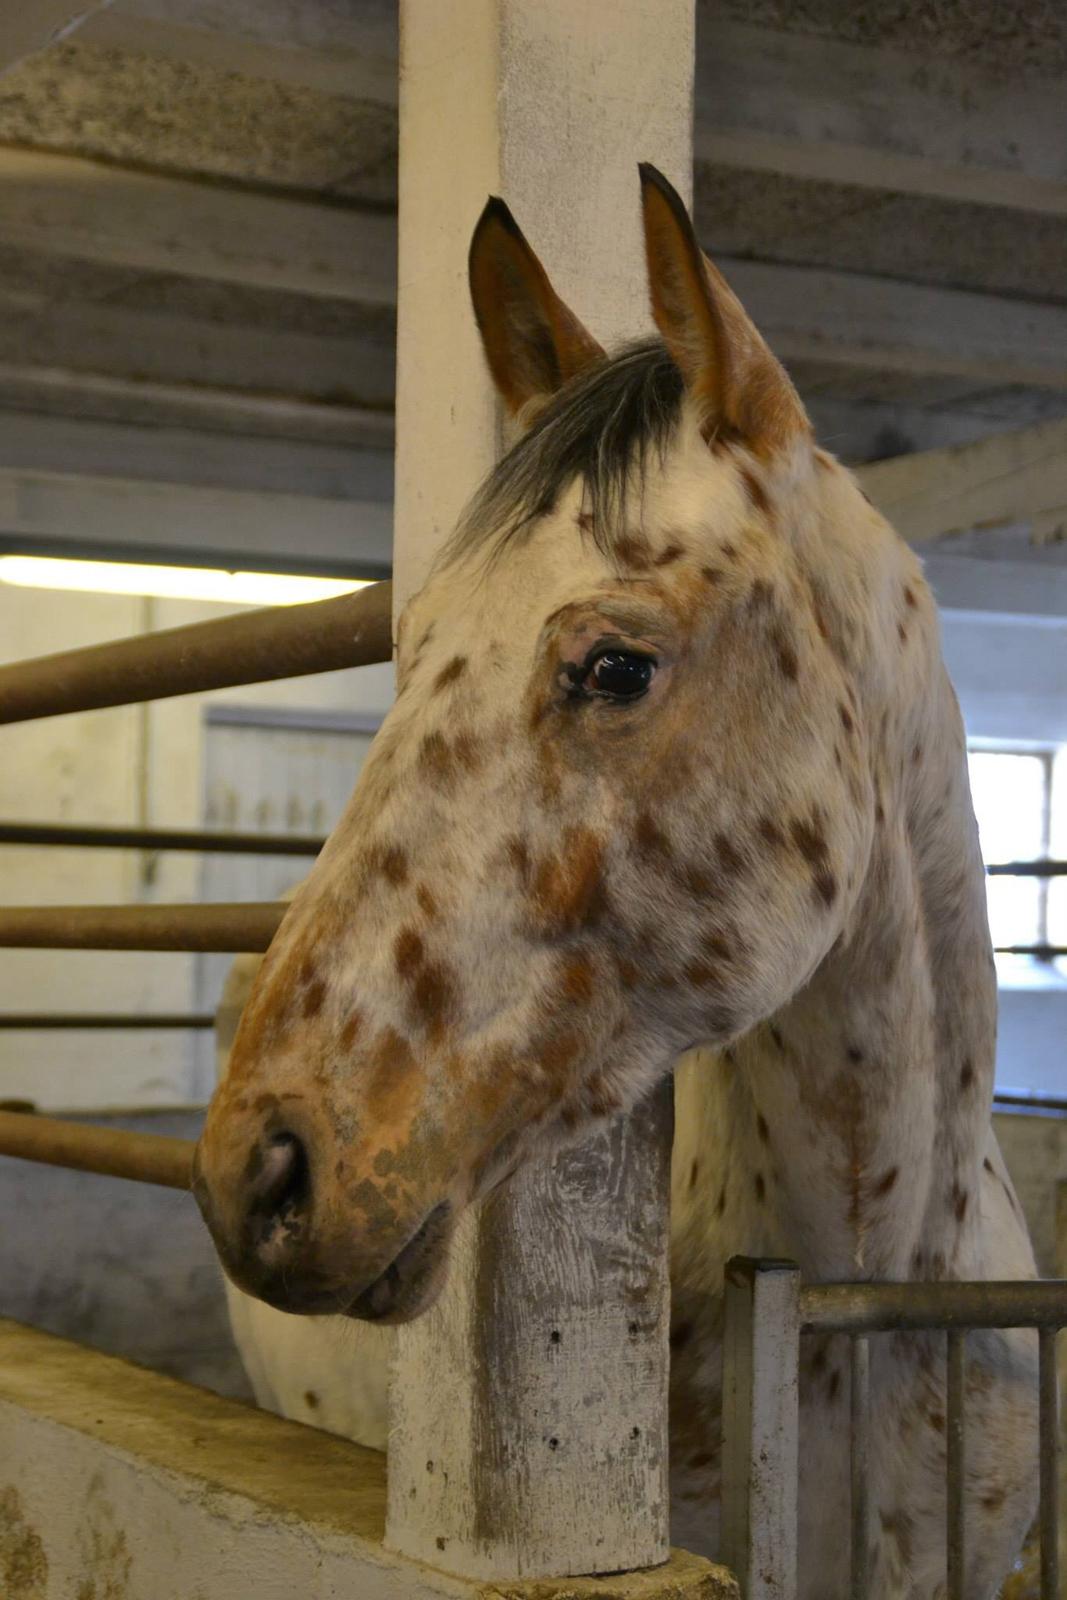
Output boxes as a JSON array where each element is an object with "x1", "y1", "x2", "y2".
[{"x1": 194, "y1": 164, "x2": 1039, "y2": 1598}]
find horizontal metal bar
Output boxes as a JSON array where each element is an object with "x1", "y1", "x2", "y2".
[
  {"x1": 0, "y1": 902, "x2": 284, "y2": 950},
  {"x1": 0, "y1": 1109, "x2": 193, "y2": 1189},
  {"x1": 800, "y1": 1279, "x2": 1067, "y2": 1333},
  {"x1": 0, "y1": 580, "x2": 392, "y2": 723},
  {"x1": 986, "y1": 861, "x2": 1067, "y2": 878},
  {"x1": 994, "y1": 946, "x2": 1067, "y2": 959},
  {"x1": 204, "y1": 704, "x2": 382, "y2": 735},
  {"x1": 0, "y1": 822, "x2": 325, "y2": 856},
  {"x1": 0, "y1": 1014, "x2": 214, "y2": 1029},
  {"x1": 995, "y1": 1092, "x2": 1067, "y2": 1115}
]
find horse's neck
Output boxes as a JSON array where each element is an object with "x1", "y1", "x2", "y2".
[{"x1": 676, "y1": 657, "x2": 997, "y2": 1288}]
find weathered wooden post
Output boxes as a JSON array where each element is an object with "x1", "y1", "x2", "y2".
[{"x1": 385, "y1": 0, "x2": 695, "y2": 1580}]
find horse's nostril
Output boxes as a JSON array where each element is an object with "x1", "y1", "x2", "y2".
[{"x1": 247, "y1": 1132, "x2": 311, "y2": 1246}]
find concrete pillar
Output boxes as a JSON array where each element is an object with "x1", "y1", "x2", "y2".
[{"x1": 387, "y1": 0, "x2": 694, "y2": 1581}]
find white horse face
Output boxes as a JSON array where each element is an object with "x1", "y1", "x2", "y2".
[{"x1": 194, "y1": 168, "x2": 879, "y2": 1325}]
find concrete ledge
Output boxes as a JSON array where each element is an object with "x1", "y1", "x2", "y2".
[{"x1": 0, "y1": 1319, "x2": 737, "y2": 1599}]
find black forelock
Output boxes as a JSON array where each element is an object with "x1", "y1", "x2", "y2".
[{"x1": 442, "y1": 339, "x2": 685, "y2": 567}]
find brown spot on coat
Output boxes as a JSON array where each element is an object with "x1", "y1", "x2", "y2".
[
  {"x1": 419, "y1": 730, "x2": 454, "y2": 784},
  {"x1": 791, "y1": 814, "x2": 837, "y2": 906},
  {"x1": 410, "y1": 961, "x2": 457, "y2": 1036},
  {"x1": 633, "y1": 810, "x2": 671, "y2": 859},
  {"x1": 535, "y1": 1030, "x2": 581, "y2": 1087},
  {"x1": 715, "y1": 833, "x2": 746, "y2": 875},
  {"x1": 302, "y1": 979, "x2": 325, "y2": 1019},
  {"x1": 773, "y1": 627, "x2": 799, "y2": 680},
  {"x1": 758, "y1": 816, "x2": 785, "y2": 851},
  {"x1": 959, "y1": 1059, "x2": 975, "y2": 1090},
  {"x1": 653, "y1": 540, "x2": 685, "y2": 566},
  {"x1": 560, "y1": 953, "x2": 595, "y2": 1005},
  {"x1": 530, "y1": 828, "x2": 606, "y2": 936},
  {"x1": 339, "y1": 1010, "x2": 363, "y2": 1051},
  {"x1": 754, "y1": 1172, "x2": 766, "y2": 1202},
  {"x1": 363, "y1": 1028, "x2": 421, "y2": 1127},
  {"x1": 304, "y1": 1390, "x2": 320, "y2": 1409},
  {"x1": 813, "y1": 866, "x2": 838, "y2": 906},
  {"x1": 739, "y1": 465, "x2": 771, "y2": 515},
  {"x1": 433, "y1": 655, "x2": 468, "y2": 691},
  {"x1": 394, "y1": 928, "x2": 425, "y2": 977},
  {"x1": 872, "y1": 1166, "x2": 898, "y2": 1198},
  {"x1": 381, "y1": 846, "x2": 409, "y2": 886},
  {"x1": 506, "y1": 836, "x2": 531, "y2": 884},
  {"x1": 614, "y1": 533, "x2": 652, "y2": 570}
]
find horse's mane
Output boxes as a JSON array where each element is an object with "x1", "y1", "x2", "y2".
[{"x1": 442, "y1": 339, "x2": 685, "y2": 568}]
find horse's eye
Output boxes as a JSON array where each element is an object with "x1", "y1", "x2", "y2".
[{"x1": 587, "y1": 650, "x2": 656, "y2": 700}]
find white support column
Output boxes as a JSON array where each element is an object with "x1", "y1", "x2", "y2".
[{"x1": 387, "y1": 1, "x2": 695, "y2": 1580}]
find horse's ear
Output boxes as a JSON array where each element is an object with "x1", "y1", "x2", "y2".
[
  {"x1": 469, "y1": 197, "x2": 605, "y2": 421},
  {"x1": 638, "y1": 163, "x2": 809, "y2": 455}
]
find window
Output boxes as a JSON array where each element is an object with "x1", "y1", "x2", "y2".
[{"x1": 967, "y1": 744, "x2": 1066, "y2": 976}]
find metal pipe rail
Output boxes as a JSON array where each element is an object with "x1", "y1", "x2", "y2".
[
  {"x1": 723, "y1": 1259, "x2": 1063, "y2": 1600},
  {"x1": 0, "y1": 581, "x2": 392, "y2": 723},
  {"x1": 0, "y1": 902, "x2": 284, "y2": 950},
  {"x1": 800, "y1": 1276, "x2": 1067, "y2": 1332},
  {"x1": 0, "y1": 822, "x2": 325, "y2": 856},
  {"x1": 0, "y1": 1109, "x2": 193, "y2": 1189},
  {"x1": 0, "y1": 1014, "x2": 214, "y2": 1029},
  {"x1": 996, "y1": 944, "x2": 1067, "y2": 959},
  {"x1": 0, "y1": 912, "x2": 1055, "y2": 957},
  {"x1": 986, "y1": 860, "x2": 1067, "y2": 877}
]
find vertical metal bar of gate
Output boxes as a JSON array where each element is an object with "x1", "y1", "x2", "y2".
[
  {"x1": 722, "y1": 1257, "x2": 801, "y2": 1600},
  {"x1": 849, "y1": 1336, "x2": 870, "y2": 1599},
  {"x1": 1038, "y1": 1326, "x2": 1059, "y2": 1598},
  {"x1": 945, "y1": 1329, "x2": 966, "y2": 1600}
]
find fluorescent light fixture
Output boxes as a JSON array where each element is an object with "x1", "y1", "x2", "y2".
[{"x1": 0, "y1": 555, "x2": 371, "y2": 607}]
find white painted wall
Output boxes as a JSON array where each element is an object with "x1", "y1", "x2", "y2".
[{"x1": 0, "y1": 583, "x2": 395, "y2": 1111}]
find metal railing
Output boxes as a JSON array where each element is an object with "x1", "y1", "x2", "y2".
[
  {"x1": 0, "y1": 581, "x2": 392, "y2": 723},
  {"x1": 0, "y1": 583, "x2": 393, "y2": 1179},
  {"x1": 0, "y1": 822, "x2": 325, "y2": 855},
  {"x1": 722, "y1": 1258, "x2": 1063, "y2": 1600},
  {"x1": 0, "y1": 901, "x2": 284, "y2": 950},
  {"x1": 0, "y1": 1107, "x2": 193, "y2": 1188}
]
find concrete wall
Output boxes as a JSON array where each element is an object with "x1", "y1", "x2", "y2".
[{"x1": 0, "y1": 1108, "x2": 248, "y2": 1399}]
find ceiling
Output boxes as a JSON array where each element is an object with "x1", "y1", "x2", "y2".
[{"x1": 0, "y1": 0, "x2": 1063, "y2": 574}]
